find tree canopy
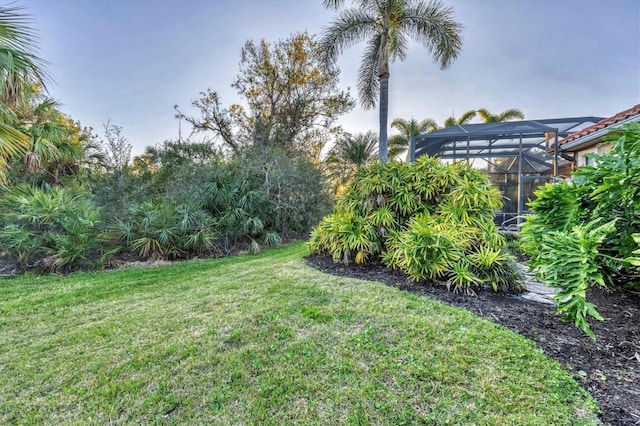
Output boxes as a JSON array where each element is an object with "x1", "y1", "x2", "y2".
[{"x1": 177, "y1": 32, "x2": 355, "y2": 160}]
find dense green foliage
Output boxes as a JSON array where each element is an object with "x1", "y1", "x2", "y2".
[
  {"x1": 0, "y1": 244, "x2": 600, "y2": 424},
  {"x1": 0, "y1": 6, "x2": 52, "y2": 182},
  {"x1": 521, "y1": 123, "x2": 640, "y2": 338},
  {"x1": 0, "y1": 26, "x2": 338, "y2": 272},
  {"x1": 112, "y1": 200, "x2": 217, "y2": 260},
  {"x1": 1, "y1": 145, "x2": 332, "y2": 270},
  {"x1": 0, "y1": 184, "x2": 112, "y2": 270},
  {"x1": 93, "y1": 144, "x2": 332, "y2": 261},
  {"x1": 310, "y1": 157, "x2": 523, "y2": 293}
]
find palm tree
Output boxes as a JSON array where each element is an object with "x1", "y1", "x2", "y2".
[
  {"x1": 11, "y1": 84, "x2": 78, "y2": 174},
  {"x1": 477, "y1": 108, "x2": 524, "y2": 123},
  {"x1": 443, "y1": 109, "x2": 476, "y2": 127},
  {"x1": 320, "y1": 0, "x2": 463, "y2": 163},
  {"x1": 324, "y1": 131, "x2": 378, "y2": 195},
  {"x1": 0, "y1": 6, "x2": 50, "y2": 183},
  {"x1": 389, "y1": 117, "x2": 438, "y2": 160}
]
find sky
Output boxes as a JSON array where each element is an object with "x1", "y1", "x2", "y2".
[{"x1": 24, "y1": 0, "x2": 640, "y2": 155}]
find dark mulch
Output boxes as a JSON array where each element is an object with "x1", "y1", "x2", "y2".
[{"x1": 306, "y1": 253, "x2": 640, "y2": 426}]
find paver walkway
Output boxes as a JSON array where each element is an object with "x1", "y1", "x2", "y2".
[{"x1": 516, "y1": 264, "x2": 556, "y2": 305}]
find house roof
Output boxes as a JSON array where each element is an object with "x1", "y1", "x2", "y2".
[{"x1": 558, "y1": 104, "x2": 640, "y2": 150}]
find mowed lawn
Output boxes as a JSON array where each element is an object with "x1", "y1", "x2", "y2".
[{"x1": 0, "y1": 243, "x2": 599, "y2": 425}]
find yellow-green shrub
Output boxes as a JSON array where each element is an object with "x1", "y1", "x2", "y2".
[{"x1": 309, "y1": 157, "x2": 522, "y2": 292}]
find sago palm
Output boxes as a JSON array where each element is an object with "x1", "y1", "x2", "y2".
[{"x1": 320, "y1": 0, "x2": 463, "y2": 163}]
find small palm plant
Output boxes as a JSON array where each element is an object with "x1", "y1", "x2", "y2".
[
  {"x1": 113, "y1": 200, "x2": 217, "y2": 260},
  {"x1": 0, "y1": 184, "x2": 113, "y2": 270}
]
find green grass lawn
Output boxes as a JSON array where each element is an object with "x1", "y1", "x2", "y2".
[{"x1": 0, "y1": 243, "x2": 599, "y2": 425}]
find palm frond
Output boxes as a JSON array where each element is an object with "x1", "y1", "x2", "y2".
[
  {"x1": 356, "y1": 34, "x2": 381, "y2": 109},
  {"x1": 478, "y1": 108, "x2": 524, "y2": 123},
  {"x1": 322, "y1": 0, "x2": 346, "y2": 9},
  {"x1": 497, "y1": 108, "x2": 525, "y2": 122},
  {"x1": 404, "y1": 0, "x2": 463, "y2": 69},
  {"x1": 476, "y1": 108, "x2": 492, "y2": 122},
  {"x1": 0, "y1": 121, "x2": 28, "y2": 157},
  {"x1": 319, "y1": 8, "x2": 376, "y2": 64},
  {"x1": 457, "y1": 109, "x2": 477, "y2": 124},
  {"x1": 0, "y1": 6, "x2": 51, "y2": 100}
]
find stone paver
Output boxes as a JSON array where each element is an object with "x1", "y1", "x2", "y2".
[{"x1": 517, "y1": 264, "x2": 557, "y2": 305}]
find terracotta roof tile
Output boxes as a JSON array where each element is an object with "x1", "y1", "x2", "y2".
[{"x1": 558, "y1": 104, "x2": 640, "y2": 146}]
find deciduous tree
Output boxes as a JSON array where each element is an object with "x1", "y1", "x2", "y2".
[{"x1": 177, "y1": 32, "x2": 354, "y2": 160}]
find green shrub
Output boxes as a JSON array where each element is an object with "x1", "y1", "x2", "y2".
[
  {"x1": 382, "y1": 212, "x2": 464, "y2": 282},
  {"x1": 519, "y1": 180, "x2": 585, "y2": 260},
  {"x1": 310, "y1": 157, "x2": 523, "y2": 293},
  {"x1": 528, "y1": 219, "x2": 616, "y2": 339},
  {"x1": 92, "y1": 144, "x2": 331, "y2": 257},
  {"x1": 0, "y1": 184, "x2": 113, "y2": 271},
  {"x1": 467, "y1": 246, "x2": 523, "y2": 293},
  {"x1": 308, "y1": 211, "x2": 380, "y2": 264},
  {"x1": 161, "y1": 146, "x2": 333, "y2": 252},
  {"x1": 520, "y1": 122, "x2": 640, "y2": 338},
  {"x1": 113, "y1": 201, "x2": 217, "y2": 260}
]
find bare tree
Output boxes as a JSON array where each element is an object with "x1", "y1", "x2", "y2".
[{"x1": 101, "y1": 119, "x2": 131, "y2": 172}]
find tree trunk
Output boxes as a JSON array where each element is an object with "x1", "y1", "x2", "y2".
[{"x1": 378, "y1": 73, "x2": 389, "y2": 163}]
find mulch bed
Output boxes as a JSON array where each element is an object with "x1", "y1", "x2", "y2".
[{"x1": 306, "y1": 253, "x2": 640, "y2": 426}]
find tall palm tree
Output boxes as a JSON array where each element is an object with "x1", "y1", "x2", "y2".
[
  {"x1": 0, "y1": 6, "x2": 50, "y2": 183},
  {"x1": 477, "y1": 108, "x2": 524, "y2": 123},
  {"x1": 443, "y1": 109, "x2": 476, "y2": 127},
  {"x1": 389, "y1": 117, "x2": 438, "y2": 160},
  {"x1": 320, "y1": 0, "x2": 462, "y2": 163},
  {"x1": 324, "y1": 131, "x2": 378, "y2": 195}
]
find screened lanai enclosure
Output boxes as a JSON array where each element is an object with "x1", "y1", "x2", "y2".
[{"x1": 409, "y1": 117, "x2": 603, "y2": 226}]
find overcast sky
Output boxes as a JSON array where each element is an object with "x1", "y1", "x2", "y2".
[{"x1": 25, "y1": 0, "x2": 640, "y2": 155}]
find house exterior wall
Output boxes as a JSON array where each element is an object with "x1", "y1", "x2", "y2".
[{"x1": 574, "y1": 143, "x2": 612, "y2": 167}]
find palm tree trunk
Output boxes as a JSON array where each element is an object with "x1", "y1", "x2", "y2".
[{"x1": 378, "y1": 74, "x2": 389, "y2": 163}]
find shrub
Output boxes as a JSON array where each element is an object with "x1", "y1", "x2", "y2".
[
  {"x1": 520, "y1": 123, "x2": 640, "y2": 338},
  {"x1": 0, "y1": 184, "x2": 113, "y2": 271},
  {"x1": 382, "y1": 212, "x2": 464, "y2": 282},
  {"x1": 310, "y1": 157, "x2": 523, "y2": 293},
  {"x1": 308, "y1": 211, "x2": 380, "y2": 265},
  {"x1": 112, "y1": 200, "x2": 218, "y2": 260},
  {"x1": 527, "y1": 219, "x2": 616, "y2": 339},
  {"x1": 96, "y1": 144, "x2": 331, "y2": 257}
]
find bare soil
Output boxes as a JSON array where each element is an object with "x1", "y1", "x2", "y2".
[{"x1": 306, "y1": 253, "x2": 640, "y2": 426}]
